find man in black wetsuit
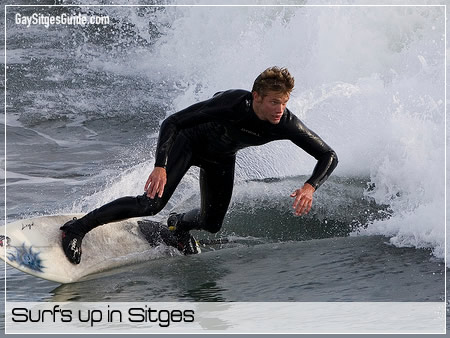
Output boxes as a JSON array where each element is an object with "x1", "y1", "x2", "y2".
[{"x1": 61, "y1": 67, "x2": 338, "y2": 264}]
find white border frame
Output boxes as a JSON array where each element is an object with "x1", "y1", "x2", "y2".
[{"x1": 3, "y1": 3, "x2": 447, "y2": 334}]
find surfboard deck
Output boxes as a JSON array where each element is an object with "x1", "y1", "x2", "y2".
[{"x1": 0, "y1": 214, "x2": 194, "y2": 284}]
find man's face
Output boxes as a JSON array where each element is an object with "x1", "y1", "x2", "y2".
[{"x1": 252, "y1": 90, "x2": 290, "y2": 124}]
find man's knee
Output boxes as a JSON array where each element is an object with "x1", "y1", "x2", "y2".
[{"x1": 136, "y1": 194, "x2": 165, "y2": 216}]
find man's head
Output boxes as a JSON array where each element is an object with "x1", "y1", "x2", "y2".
[
  {"x1": 252, "y1": 66, "x2": 295, "y2": 97},
  {"x1": 252, "y1": 67, "x2": 294, "y2": 124}
]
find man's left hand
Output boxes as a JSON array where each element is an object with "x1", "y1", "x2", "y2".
[{"x1": 290, "y1": 183, "x2": 315, "y2": 216}]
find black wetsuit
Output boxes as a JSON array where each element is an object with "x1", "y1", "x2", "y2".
[{"x1": 73, "y1": 89, "x2": 338, "y2": 235}]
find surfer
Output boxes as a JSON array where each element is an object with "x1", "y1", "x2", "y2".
[{"x1": 61, "y1": 66, "x2": 338, "y2": 264}]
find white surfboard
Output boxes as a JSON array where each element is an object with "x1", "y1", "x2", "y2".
[{"x1": 0, "y1": 214, "x2": 179, "y2": 284}]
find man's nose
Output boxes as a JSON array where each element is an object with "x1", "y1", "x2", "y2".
[{"x1": 275, "y1": 104, "x2": 284, "y2": 113}]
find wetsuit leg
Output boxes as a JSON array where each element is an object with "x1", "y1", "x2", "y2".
[
  {"x1": 73, "y1": 134, "x2": 194, "y2": 235},
  {"x1": 176, "y1": 156, "x2": 236, "y2": 234}
]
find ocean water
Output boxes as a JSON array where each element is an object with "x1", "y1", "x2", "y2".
[{"x1": 1, "y1": 1, "x2": 446, "y2": 333}]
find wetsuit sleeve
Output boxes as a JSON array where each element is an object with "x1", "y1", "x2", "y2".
[
  {"x1": 154, "y1": 90, "x2": 246, "y2": 168},
  {"x1": 284, "y1": 113, "x2": 338, "y2": 190}
]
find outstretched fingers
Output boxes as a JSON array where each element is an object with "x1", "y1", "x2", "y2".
[
  {"x1": 290, "y1": 184, "x2": 315, "y2": 216},
  {"x1": 292, "y1": 192, "x2": 312, "y2": 215}
]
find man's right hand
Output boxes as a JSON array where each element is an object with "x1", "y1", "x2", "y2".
[{"x1": 144, "y1": 167, "x2": 167, "y2": 199}]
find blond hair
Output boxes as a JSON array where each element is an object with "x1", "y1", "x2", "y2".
[{"x1": 252, "y1": 67, "x2": 295, "y2": 96}]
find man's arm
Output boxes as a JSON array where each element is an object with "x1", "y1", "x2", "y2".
[
  {"x1": 283, "y1": 112, "x2": 338, "y2": 214},
  {"x1": 285, "y1": 112, "x2": 338, "y2": 189}
]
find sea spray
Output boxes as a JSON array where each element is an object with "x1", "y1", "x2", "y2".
[{"x1": 29, "y1": 5, "x2": 442, "y2": 260}]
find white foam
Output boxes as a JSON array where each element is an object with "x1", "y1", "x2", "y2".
[{"x1": 75, "y1": 5, "x2": 445, "y2": 260}]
